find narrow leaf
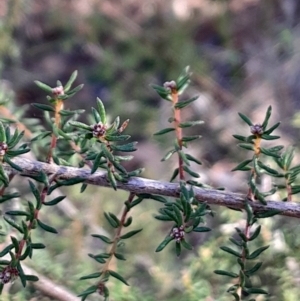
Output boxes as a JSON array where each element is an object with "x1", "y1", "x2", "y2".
[
  {"x1": 214, "y1": 270, "x2": 239, "y2": 278},
  {"x1": 238, "y1": 112, "x2": 253, "y2": 126},
  {"x1": 154, "y1": 128, "x2": 175, "y2": 136},
  {"x1": 108, "y1": 270, "x2": 129, "y2": 286},
  {"x1": 120, "y1": 229, "x2": 143, "y2": 240},
  {"x1": 247, "y1": 245, "x2": 269, "y2": 260},
  {"x1": 37, "y1": 219, "x2": 58, "y2": 234},
  {"x1": 220, "y1": 246, "x2": 241, "y2": 258},
  {"x1": 32, "y1": 103, "x2": 55, "y2": 112}
]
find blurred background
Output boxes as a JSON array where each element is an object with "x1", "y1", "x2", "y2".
[{"x1": 1, "y1": 0, "x2": 300, "y2": 300}]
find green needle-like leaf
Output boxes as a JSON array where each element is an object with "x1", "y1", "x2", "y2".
[
  {"x1": 108, "y1": 270, "x2": 129, "y2": 286},
  {"x1": 120, "y1": 228, "x2": 142, "y2": 239},
  {"x1": 238, "y1": 112, "x2": 253, "y2": 126}
]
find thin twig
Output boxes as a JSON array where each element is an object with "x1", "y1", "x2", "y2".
[{"x1": 4, "y1": 157, "x2": 300, "y2": 219}]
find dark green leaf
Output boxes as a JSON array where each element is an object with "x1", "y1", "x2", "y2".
[
  {"x1": 77, "y1": 285, "x2": 98, "y2": 297},
  {"x1": 154, "y1": 128, "x2": 175, "y2": 136},
  {"x1": 97, "y1": 98, "x2": 107, "y2": 124},
  {"x1": 0, "y1": 122, "x2": 6, "y2": 142},
  {"x1": 29, "y1": 181, "x2": 41, "y2": 204},
  {"x1": 31, "y1": 131, "x2": 52, "y2": 142},
  {"x1": 91, "y1": 152, "x2": 103, "y2": 174},
  {"x1": 129, "y1": 197, "x2": 144, "y2": 208},
  {"x1": 105, "y1": 134, "x2": 130, "y2": 142},
  {"x1": 120, "y1": 229, "x2": 142, "y2": 239},
  {"x1": 175, "y1": 241, "x2": 181, "y2": 256},
  {"x1": 59, "y1": 177, "x2": 86, "y2": 186},
  {"x1": 44, "y1": 196, "x2": 66, "y2": 206},
  {"x1": 101, "y1": 143, "x2": 114, "y2": 162},
  {"x1": 185, "y1": 153, "x2": 202, "y2": 165},
  {"x1": 107, "y1": 170, "x2": 117, "y2": 190},
  {"x1": 108, "y1": 270, "x2": 129, "y2": 286},
  {"x1": 0, "y1": 244, "x2": 14, "y2": 258},
  {"x1": 137, "y1": 194, "x2": 167, "y2": 203},
  {"x1": 175, "y1": 96, "x2": 198, "y2": 109},
  {"x1": 261, "y1": 134, "x2": 280, "y2": 140},
  {"x1": 6, "y1": 148, "x2": 30, "y2": 156},
  {"x1": 231, "y1": 159, "x2": 252, "y2": 171},
  {"x1": 261, "y1": 105, "x2": 272, "y2": 130},
  {"x1": 170, "y1": 168, "x2": 179, "y2": 182},
  {"x1": 214, "y1": 270, "x2": 239, "y2": 278},
  {"x1": 232, "y1": 134, "x2": 247, "y2": 142},
  {"x1": 238, "y1": 143, "x2": 254, "y2": 151},
  {"x1": 220, "y1": 246, "x2": 241, "y2": 258},
  {"x1": 181, "y1": 239, "x2": 193, "y2": 250},
  {"x1": 193, "y1": 227, "x2": 211, "y2": 232},
  {"x1": 3, "y1": 216, "x2": 24, "y2": 233},
  {"x1": 183, "y1": 166, "x2": 199, "y2": 178},
  {"x1": 5, "y1": 210, "x2": 30, "y2": 217},
  {"x1": 172, "y1": 204, "x2": 183, "y2": 226},
  {"x1": 79, "y1": 272, "x2": 102, "y2": 280},
  {"x1": 64, "y1": 84, "x2": 84, "y2": 97},
  {"x1": 37, "y1": 219, "x2": 58, "y2": 234},
  {"x1": 24, "y1": 275, "x2": 39, "y2": 282},
  {"x1": 151, "y1": 84, "x2": 172, "y2": 100},
  {"x1": 104, "y1": 212, "x2": 120, "y2": 228},
  {"x1": 17, "y1": 262, "x2": 26, "y2": 287},
  {"x1": 34, "y1": 81, "x2": 53, "y2": 93},
  {"x1": 19, "y1": 245, "x2": 31, "y2": 260},
  {"x1": 32, "y1": 103, "x2": 55, "y2": 112},
  {"x1": 264, "y1": 121, "x2": 280, "y2": 135},
  {"x1": 110, "y1": 142, "x2": 137, "y2": 152},
  {"x1": 69, "y1": 121, "x2": 92, "y2": 131},
  {"x1": 181, "y1": 135, "x2": 201, "y2": 142},
  {"x1": 4, "y1": 157, "x2": 24, "y2": 174},
  {"x1": 255, "y1": 210, "x2": 281, "y2": 218},
  {"x1": 238, "y1": 112, "x2": 253, "y2": 126},
  {"x1": 7, "y1": 129, "x2": 24, "y2": 149},
  {"x1": 245, "y1": 262, "x2": 263, "y2": 276},
  {"x1": 155, "y1": 236, "x2": 173, "y2": 252},
  {"x1": 114, "y1": 252, "x2": 126, "y2": 261},
  {"x1": 31, "y1": 243, "x2": 46, "y2": 249},
  {"x1": 257, "y1": 161, "x2": 279, "y2": 175},
  {"x1": 91, "y1": 234, "x2": 113, "y2": 244},
  {"x1": 247, "y1": 245, "x2": 269, "y2": 260},
  {"x1": 64, "y1": 70, "x2": 78, "y2": 92},
  {"x1": 291, "y1": 185, "x2": 300, "y2": 195},
  {"x1": 80, "y1": 183, "x2": 88, "y2": 193},
  {"x1": 154, "y1": 215, "x2": 173, "y2": 221},
  {"x1": 0, "y1": 192, "x2": 20, "y2": 203}
]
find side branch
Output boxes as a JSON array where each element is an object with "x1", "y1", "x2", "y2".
[{"x1": 5, "y1": 157, "x2": 300, "y2": 218}]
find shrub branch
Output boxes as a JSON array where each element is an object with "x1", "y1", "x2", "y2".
[{"x1": 5, "y1": 157, "x2": 300, "y2": 218}]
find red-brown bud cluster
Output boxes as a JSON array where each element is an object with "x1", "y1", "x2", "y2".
[
  {"x1": 0, "y1": 266, "x2": 19, "y2": 284},
  {"x1": 163, "y1": 80, "x2": 177, "y2": 92},
  {"x1": 0, "y1": 142, "x2": 8, "y2": 156},
  {"x1": 171, "y1": 225, "x2": 185, "y2": 242},
  {"x1": 91, "y1": 122, "x2": 106, "y2": 138},
  {"x1": 250, "y1": 124, "x2": 264, "y2": 135},
  {"x1": 52, "y1": 86, "x2": 64, "y2": 97}
]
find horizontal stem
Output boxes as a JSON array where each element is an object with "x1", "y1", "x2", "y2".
[{"x1": 4, "y1": 157, "x2": 300, "y2": 219}]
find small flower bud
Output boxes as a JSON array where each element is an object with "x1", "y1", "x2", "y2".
[
  {"x1": 0, "y1": 266, "x2": 19, "y2": 284},
  {"x1": 163, "y1": 80, "x2": 177, "y2": 91},
  {"x1": 170, "y1": 225, "x2": 185, "y2": 242},
  {"x1": 0, "y1": 142, "x2": 8, "y2": 156},
  {"x1": 97, "y1": 282, "x2": 105, "y2": 296},
  {"x1": 52, "y1": 86, "x2": 64, "y2": 97},
  {"x1": 91, "y1": 122, "x2": 106, "y2": 138},
  {"x1": 250, "y1": 124, "x2": 263, "y2": 135}
]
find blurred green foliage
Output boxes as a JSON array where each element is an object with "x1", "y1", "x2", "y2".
[{"x1": 1, "y1": 1, "x2": 300, "y2": 300}]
